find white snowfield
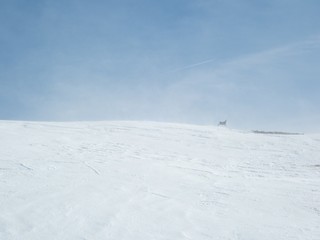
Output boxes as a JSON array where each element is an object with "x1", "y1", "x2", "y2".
[{"x1": 0, "y1": 121, "x2": 319, "y2": 240}]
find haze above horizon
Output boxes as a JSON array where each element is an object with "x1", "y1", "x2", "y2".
[{"x1": 1, "y1": 0, "x2": 320, "y2": 132}]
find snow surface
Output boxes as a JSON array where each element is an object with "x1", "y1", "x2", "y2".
[{"x1": 0, "y1": 121, "x2": 319, "y2": 240}]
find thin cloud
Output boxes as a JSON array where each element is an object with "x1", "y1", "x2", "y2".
[
  {"x1": 159, "y1": 36, "x2": 320, "y2": 131},
  {"x1": 168, "y1": 58, "x2": 217, "y2": 73}
]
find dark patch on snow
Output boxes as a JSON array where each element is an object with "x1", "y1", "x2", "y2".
[{"x1": 252, "y1": 130, "x2": 303, "y2": 135}]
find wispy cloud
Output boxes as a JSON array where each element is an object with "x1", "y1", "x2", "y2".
[
  {"x1": 159, "y1": 36, "x2": 320, "y2": 131},
  {"x1": 168, "y1": 58, "x2": 217, "y2": 73}
]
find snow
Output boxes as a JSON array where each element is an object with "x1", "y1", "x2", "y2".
[{"x1": 0, "y1": 121, "x2": 319, "y2": 240}]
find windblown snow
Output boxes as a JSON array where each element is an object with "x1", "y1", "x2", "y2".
[{"x1": 0, "y1": 121, "x2": 319, "y2": 240}]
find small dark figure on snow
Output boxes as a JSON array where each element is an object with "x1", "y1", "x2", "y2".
[{"x1": 218, "y1": 120, "x2": 227, "y2": 126}]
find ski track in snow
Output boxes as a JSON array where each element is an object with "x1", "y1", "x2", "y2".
[
  {"x1": 83, "y1": 162, "x2": 100, "y2": 176},
  {"x1": 0, "y1": 121, "x2": 319, "y2": 240}
]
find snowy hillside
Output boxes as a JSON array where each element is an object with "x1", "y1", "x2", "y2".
[{"x1": 0, "y1": 121, "x2": 319, "y2": 240}]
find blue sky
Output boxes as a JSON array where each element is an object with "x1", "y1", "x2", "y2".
[{"x1": 1, "y1": 0, "x2": 320, "y2": 132}]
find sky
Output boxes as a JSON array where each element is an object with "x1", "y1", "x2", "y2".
[{"x1": 1, "y1": 0, "x2": 320, "y2": 132}]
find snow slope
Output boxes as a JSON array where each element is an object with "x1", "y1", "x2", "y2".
[{"x1": 0, "y1": 121, "x2": 319, "y2": 240}]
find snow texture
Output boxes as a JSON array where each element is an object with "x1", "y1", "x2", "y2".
[{"x1": 0, "y1": 121, "x2": 319, "y2": 240}]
